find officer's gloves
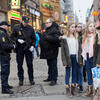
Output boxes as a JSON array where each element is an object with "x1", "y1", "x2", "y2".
[
  {"x1": 18, "y1": 39, "x2": 25, "y2": 44},
  {"x1": 29, "y1": 46, "x2": 34, "y2": 52}
]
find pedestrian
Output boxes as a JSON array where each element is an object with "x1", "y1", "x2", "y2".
[
  {"x1": 0, "y1": 21, "x2": 15, "y2": 94},
  {"x1": 60, "y1": 23, "x2": 80, "y2": 96},
  {"x1": 34, "y1": 31, "x2": 40, "y2": 58},
  {"x1": 92, "y1": 22, "x2": 100, "y2": 100},
  {"x1": 82, "y1": 22, "x2": 95, "y2": 97},
  {"x1": 76, "y1": 23, "x2": 83, "y2": 92},
  {"x1": 11, "y1": 16, "x2": 36, "y2": 86},
  {"x1": 40, "y1": 18, "x2": 61, "y2": 86}
]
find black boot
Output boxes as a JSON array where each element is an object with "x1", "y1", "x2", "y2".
[
  {"x1": 7, "y1": 85, "x2": 13, "y2": 89},
  {"x1": 43, "y1": 78, "x2": 51, "y2": 82},
  {"x1": 79, "y1": 86, "x2": 83, "y2": 92},
  {"x1": 2, "y1": 88, "x2": 13, "y2": 94},
  {"x1": 30, "y1": 80, "x2": 35, "y2": 85},
  {"x1": 19, "y1": 80, "x2": 23, "y2": 86},
  {"x1": 49, "y1": 81, "x2": 57, "y2": 86}
]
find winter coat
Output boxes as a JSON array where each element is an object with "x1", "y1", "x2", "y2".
[
  {"x1": 93, "y1": 31, "x2": 100, "y2": 66},
  {"x1": 61, "y1": 34, "x2": 83, "y2": 67},
  {"x1": 40, "y1": 22, "x2": 61, "y2": 59}
]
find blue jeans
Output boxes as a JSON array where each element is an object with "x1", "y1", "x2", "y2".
[
  {"x1": 65, "y1": 55, "x2": 78, "y2": 85},
  {"x1": 85, "y1": 53, "x2": 93, "y2": 85},
  {"x1": 35, "y1": 46, "x2": 40, "y2": 57},
  {"x1": 77, "y1": 64, "x2": 83, "y2": 86}
]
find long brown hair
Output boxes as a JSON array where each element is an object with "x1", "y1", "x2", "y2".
[
  {"x1": 82, "y1": 22, "x2": 95, "y2": 44},
  {"x1": 64, "y1": 22, "x2": 76, "y2": 38}
]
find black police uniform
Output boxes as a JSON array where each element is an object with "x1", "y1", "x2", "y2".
[
  {"x1": 0, "y1": 27, "x2": 14, "y2": 93},
  {"x1": 11, "y1": 23, "x2": 36, "y2": 84}
]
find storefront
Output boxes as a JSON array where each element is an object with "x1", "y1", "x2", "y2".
[
  {"x1": 29, "y1": 8, "x2": 41, "y2": 30},
  {"x1": 8, "y1": 10, "x2": 21, "y2": 29},
  {"x1": 8, "y1": 0, "x2": 42, "y2": 30}
]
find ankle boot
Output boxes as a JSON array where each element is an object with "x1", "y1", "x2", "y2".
[
  {"x1": 65, "y1": 85, "x2": 72, "y2": 97},
  {"x1": 93, "y1": 88, "x2": 99, "y2": 100},
  {"x1": 71, "y1": 84, "x2": 78, "y2": 96},
  {"x1": 82, "y1": 85, "x2": 93, "y2": 97}
]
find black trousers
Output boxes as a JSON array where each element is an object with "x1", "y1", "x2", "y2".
[
  {"x1": 0, "y1": 55, "x2": 10, "y2": 89},
  {"x1": 16, "y1": 48, "x2": 34, "y2": 81},
  {"x1": 47, "y1": 58, "x2": 58, "y2": 82}
]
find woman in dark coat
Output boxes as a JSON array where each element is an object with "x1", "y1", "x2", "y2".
[{"x1": 40, "y1": 19, "x2": 61, "y2": 86}]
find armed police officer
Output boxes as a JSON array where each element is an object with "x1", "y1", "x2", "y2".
[
  {"x1": 11, "y1": 16, "x2": 36, "y2": 86},
  {"x1": 0, "y1": 21, "x2": 15, "y2": 94}
]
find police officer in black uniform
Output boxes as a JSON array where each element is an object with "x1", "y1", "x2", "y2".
[
  {"x1": 11, "y1": 16, "x2": 36, "y2": 86},
  {"x1": 0, "y1": 21, "x2": 15, "y2": 94}
]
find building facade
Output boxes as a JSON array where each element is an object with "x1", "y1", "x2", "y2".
[
  {"x1": 0, "y1": 0, "x2": 8, "y2": 22},
  {"x1": 40, "y1": 0, "x2": 61, "y2": 24},
  {"x1": 64, "y1": 0, "x2": 74, "y2": 22},
  {"x1": 60, "y1": 0, "x2": 66, "y2": 23}
]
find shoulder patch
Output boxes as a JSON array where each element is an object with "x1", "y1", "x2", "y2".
[{"x1": 2, "y1": 37, "x2": 6, "y2": 42}]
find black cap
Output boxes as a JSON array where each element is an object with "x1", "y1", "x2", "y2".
[
  {"x1": 0, "y1": 21, "x2": 10, "y2": 26},
  {"x1": 22, "y1": 16, "x2": 29, "y2": 23}
]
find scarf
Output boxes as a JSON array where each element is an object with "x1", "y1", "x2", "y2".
[{"x1": 82, "y1": 34, "x2": 94, "y2": 60}]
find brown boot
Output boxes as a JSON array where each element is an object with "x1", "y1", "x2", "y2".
[
  {"x1": 93, "y1": 88, "x2": 99, "y2": 100},
  {"x1": 82, "y1": 86, "x2": 93, "y2": 97},
  {"x1": 71, "y1": 84, "x2": 78, "y2": 96},
  {"x1": 65, "y1": 85, "x2": 72, "y2": 97}
]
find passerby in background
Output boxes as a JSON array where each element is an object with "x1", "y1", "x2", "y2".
[
  {"x1": 82, "y1": 22, "x2": 95, "y2": 97},
  {"x1": 34, "y1": 31, "x2": 40, "y2": 58},
  {"x1": 92, "y1": 22, "x2": 100, "y2": 100},
  {"x1": 0, "y1": 21, "x2": 15, "y2": 94},
  {"x1": 40, "y1": 18, "x2": 61, "y2": 86},
  {"x1": 60, "y1": 23, "x2": 81, "y2": 96},
  {"x1": 76, "y1": 23, "x2": 83, "y2": 92},
  {"x1": 11, "y1": 16, "x2": 36, "y2": 86}
]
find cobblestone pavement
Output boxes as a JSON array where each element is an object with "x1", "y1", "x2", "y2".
[{"x1": 0, "y1": 49, "x2": 100, "y2": 99}]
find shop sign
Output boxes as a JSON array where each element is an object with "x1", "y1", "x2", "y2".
[
  {"x1": 30, "y1": 8, "x2": 40, "y2": 16},
  {"x1": 9, "y1": 10, "x2": 20, "y2": 20},
  {"x1": 11, "y1": 0, "x2": 20, "y2": 9}
]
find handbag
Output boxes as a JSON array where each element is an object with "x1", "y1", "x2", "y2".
[{"x1": 92, "y1": 67, "x2": 100, "y2": 89}]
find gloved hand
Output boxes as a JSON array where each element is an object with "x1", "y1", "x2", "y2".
[
  {"x1": 29, "y1": 46, "x2": 34, "y2": 52},
  {"x1": 13, "y1": 44, "x2": 16, "y2": 49},
  {"x1": 18, "y1": 39, "x2": 25, "y2": 44}
]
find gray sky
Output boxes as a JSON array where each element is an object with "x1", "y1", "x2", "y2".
[{"x1": 73, "y1": 0, "x2": 93, "y2": 24}]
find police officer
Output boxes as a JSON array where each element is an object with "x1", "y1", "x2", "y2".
[
  {"x1": 11, "y1": 16, "x2": 36, "y2": 86},
  {"x1": 0, "y1": 21, "x2": 15, "y2": 94}
]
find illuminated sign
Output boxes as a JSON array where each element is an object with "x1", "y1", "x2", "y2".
[
  {"x1": 11, "y1": 0, "x2": 20, "y2": 9},
  {"x1": 9, "y1": 10, "x2": 20, "y2": 20}
]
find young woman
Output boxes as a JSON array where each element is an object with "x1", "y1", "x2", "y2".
[
  {"x1": 82, "y1": 22, "x2": 95, "y2": 97},
  {"x1": 92, "y1": 24, "x2": 100, "y2": 100},
  {"x1": 60, "y1": 23, "x2": 80, "y2": 96},
  {"x1": 76, "y1": 23, "x2": 83, "y2": 92}
]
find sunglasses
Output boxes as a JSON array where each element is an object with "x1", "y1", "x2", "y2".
[{"x1": 45, "y1": 22, "x2": 51, "y2": 24}]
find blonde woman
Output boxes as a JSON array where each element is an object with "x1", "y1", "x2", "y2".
[
  {"x1": 82, "y1": 22, "x2": 95, "y2": 97},
  {"x1": 60, "y1": 23, "x2": 80, "y2": 96},
  {"x1": 92, "y1": 23, "x2": 100, "y2": 100}
]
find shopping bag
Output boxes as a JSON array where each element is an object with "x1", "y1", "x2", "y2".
[{"x1": 92, "y1": 67, "x2": 100, "y2": 90}]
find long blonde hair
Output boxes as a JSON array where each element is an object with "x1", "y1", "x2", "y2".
[
  {"x1": 82, "y1": 22, "x2": 95, "y2": 44},
  {"x1": 64, "y1": 22, "x2": 76, "y2": 38}
]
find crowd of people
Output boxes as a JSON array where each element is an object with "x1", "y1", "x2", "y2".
[{"x1": 0, "y1": 16, "x2": 100, "y2": 100}]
